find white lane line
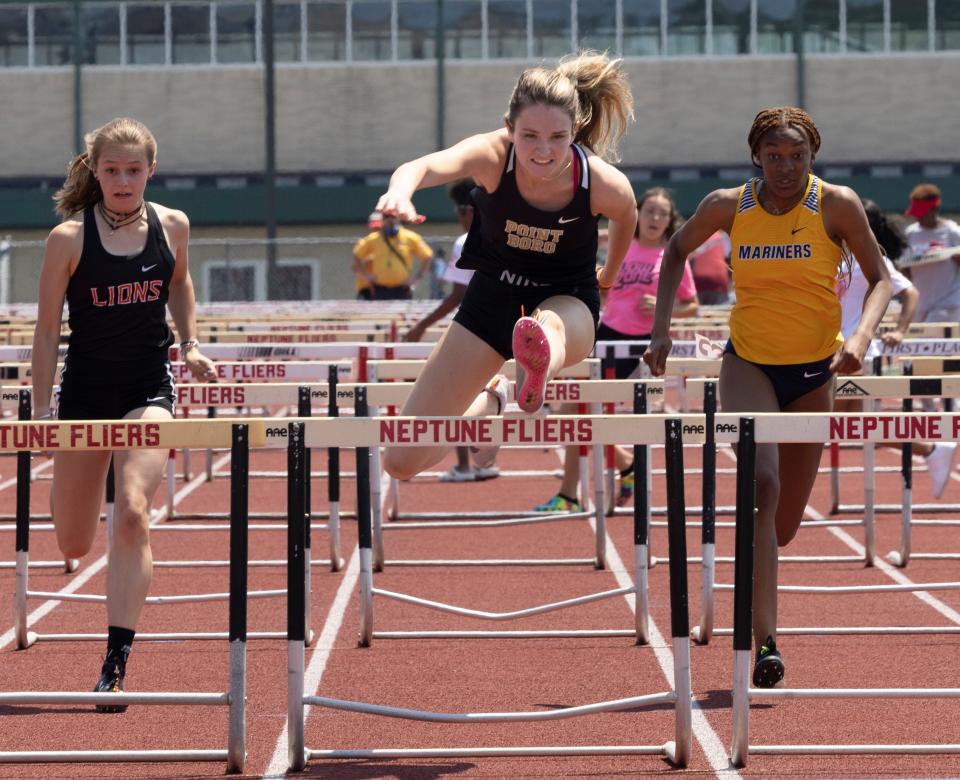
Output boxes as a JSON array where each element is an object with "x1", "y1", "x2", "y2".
[
  {"x1": 263, "y1": 546, "x2": 361, "y2": 779},
  {"x1": 597, "y1": 520, "x2": 740, "y2": 777},
  {"x1": 0, "y1": 450, "x2": 234, "y2": 651},
  {"x1": 569, "y1": 442, "x2": 739, "y2": 777},
  {"x1": 808, "y1": 506, "x2": 960, "y2": 626},
  {"x1": 0, "y1": 457, "x2": 53, "y2": 492}
]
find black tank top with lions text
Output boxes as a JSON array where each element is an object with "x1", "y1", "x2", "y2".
[
  {"x1": 459, "y1": 143, "x2": 599, "y2": 287},
  {"x1": 65, "y1": 204, "x2": 176, "y2": 362}
]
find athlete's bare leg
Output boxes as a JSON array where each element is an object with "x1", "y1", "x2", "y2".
[
  {"x1": 106, "y1": 405, "x2": 173, "y2": 629},
  {"x1": 775, "y1": 378, "x2": 835, "y2": 546},
  {"x1": 384, "y1": 322, "x2": 505, "y2": 481},
  {"x1": 52, "y1": 451, "x2": 112, "y2": 559},
  {"x1": 719, "y1": 352, "x2": 781, "y2": 648}
]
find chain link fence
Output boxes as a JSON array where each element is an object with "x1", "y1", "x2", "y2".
[{"x1": 0, "y1": 234, "x2": 457, "y2": 305}]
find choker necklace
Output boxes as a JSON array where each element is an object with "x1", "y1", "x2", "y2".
[
  {"x1": 97, "y1": 200, "x2": 145, "y2": 234},
  {"x1": 758, "y1": 182, "x2": 802, "y2": 216}
]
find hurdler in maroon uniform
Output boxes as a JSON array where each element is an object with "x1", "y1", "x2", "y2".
[{"x1": 31, "y1": 118, "x2": 216, "y2": 711}]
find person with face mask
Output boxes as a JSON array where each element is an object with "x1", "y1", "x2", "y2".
[{"x1": 352, "y1": 211, "x2": 434, "y2": 300}]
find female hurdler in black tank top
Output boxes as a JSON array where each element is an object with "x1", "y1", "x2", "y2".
[
  {"x1": 455, "y1": 143, "x2": 602, "y2": 358},
  {"x1": 58, "y1": 204, "x2": 177, "y2": 419}
]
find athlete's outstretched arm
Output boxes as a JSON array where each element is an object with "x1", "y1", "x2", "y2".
[
  {"x1": 376, "y1": 131, "x2": 505, "y2": 223},
  {"x1": 589, "y1": 158, "x2": 638, "y2": 287},
  {"x1": 823, "y1": 186, "x2": 892, "y2": 374},
  {"x1": 164, "y1": 209, "x2": 216, "y2": 382},
  {"x1": 643, "y1": 189, "x2": 738, "y2": 375},
  {"x1": 32, "y1": 222, "x2": 79, "y2": 418}
]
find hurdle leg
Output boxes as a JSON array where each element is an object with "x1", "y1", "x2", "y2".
[
  {"x1": 287, "y1": 421, "x2": 307, "y2": 771},
  {"x1": 15, "y1": 393, "x2": 36, "y2": 649},
  {"x1": 730, "y1": 417, "x2": 756, "y2": 768},
  {"x1": 589, "y1": 402, "x2": 606, "y2": 569},
  {"x1": 206, "y1": 406, "x2": 216, "y2": 481},
  {"x1": 889, "y1": 435, "x2": 913, "y2": 568},
  {"x1": 862, "y1": 408, "x2": 876, "y2": 567},
  {"x1": 227, "y1": 424, "x2": 248, "y2": 774},
  {"x1": 693, "y1": 382, "x2": 717, "y2": 645},
  {"x1": 326, "y1": 366, "x2": 344, "y2": 571},
  {"x1": 165, "y1": 450, "x2": 175, "y2": 520},
  {"x1": 829, "y1": 442, "x2": 840, "y2": 514},
  {"x1": 388, "y1": 477, "x2": 400, "y2": 522},
  {"x1": 355, "y1": 389, "x2": 374, "y2": 646}
]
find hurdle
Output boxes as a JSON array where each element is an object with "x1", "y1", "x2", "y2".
[
  {"x1": 1, "y1": 421, "x2": 250, "y2": 771},
  {"x1": 12, "y1": 419, "x2": 282, "y2": 647},
  {"x1": 285, "y1": 404, "x2": 693, "y2": 770},
  {"x1": 728, "y1": 414, "x2": 960, "y2": 766}
]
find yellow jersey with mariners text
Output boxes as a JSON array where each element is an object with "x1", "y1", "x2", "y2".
[{"x1": 729, "y1": 174, "x2": 844, "y2": 364}]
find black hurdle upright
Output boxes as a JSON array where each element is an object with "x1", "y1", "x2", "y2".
[
  {"x1": 14, "y1": 389, "x2": 31, "y2": 648},
  {"x1": 663, "y1": 418, "x2": 692, "y2": 766},
  {"x1": 227, "y1": 423, "x2": 249, "y2": 773},
  {"x1": 897, "y1": 362, "x2": 914, "y2": 567},
  {"x1": 730, "y1": 417, "x2": 756, "y2": 767},
  {"x1": 297, "y1": 386, "x2": 314, "y2": 644},
  {"x1": 287, "y1": 419, "x2": 307, "y2": 771},
  {"x1": 105, "y1": 458, "x2": 115, "y2": 525},
  {"x1": 326, "y1": 364, "x2": 343, "y2": 571},
  {"x1": 692, "y1": 381, "x2": 717, "y2": 644},
  {"x1": 354, "y1": 387, "x2": 374, "y2": 647},
  {"x1": 633, "y1": 383, "x2": 650, "y2": 644}
]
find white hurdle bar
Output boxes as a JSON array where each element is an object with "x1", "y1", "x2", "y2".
[{"x1": 285, "y1": 403, "x2": 693, "y2": 770}]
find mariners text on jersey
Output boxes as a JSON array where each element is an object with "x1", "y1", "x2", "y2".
[{"x1": 737, "y1": 243, "x2": 813, "y2": 260}]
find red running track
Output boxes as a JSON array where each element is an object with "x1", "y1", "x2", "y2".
[{"x1": 0, "y1": 412, "x2": 959, "y2": 778}]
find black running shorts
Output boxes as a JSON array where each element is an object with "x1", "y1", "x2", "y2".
[
  {"x1": 453, "y1": 271, "x2": 600, "y2": 359},
  {"x1": 57, "y1": 355, "x2": 176, "y2": 420}
]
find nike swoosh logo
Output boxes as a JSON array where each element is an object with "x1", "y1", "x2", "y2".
[
  {"x1": 803, "y1": 371, "x2": 821, "y2": 378},
  {"x1": 558, "y1": 217, "x2": 579, "y2": 224},
  {"x1": 141, "y1": 264, "x2": 158, "y2": 272},
  {"x1": 790, "y1": 226, "x2": 806, "y2": 235},
  {"x1": 145, "y1": 396, "x2": 167, "y2": 403}
]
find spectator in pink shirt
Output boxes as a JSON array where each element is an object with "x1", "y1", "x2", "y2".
[{"x1": 535, "y1": 188, "x2": 698, "y2": 512}]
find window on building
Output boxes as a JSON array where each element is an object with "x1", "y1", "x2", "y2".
[
  {"x1": 273, "y1": 1, "x2": 303, "y2": 61},
  {"x1": 205, "y1": 260, "x2": 262, "y2": 302},
  {"x1": 890, "y1": 0, "x2": 928, "y2": 52},
  {"x1": 444, "y1": 0, "x2": 481, "y2": 59},
  {"x1": 713, "y1": 0, "x2": 750, "y2": 55},
  {"x1": 306, "y1": 0, "x2": 346, "y2": 61},
  {"x1": 216, "y1": 2, "x2": 257, "y2": 62},
  {"x1": 81, "y1": 3, "x2": 121, "y2": 65},
  {"x1": 34, "y1": 4, "x2": 74, "y2": 66},
  {"x1": 577, "y1": 0, "x2": 617, "y2": 54},
  {"x1": 846, "y1": 0, "x2": 883, "y2": 52},
  {"x1": 352, "y1": 0, "x2": 392, "y2": 61},
  {"x1": 756, "y1": 0, "x2": 796, "y2": 54},
  {"x1": 172, "y1": 2, "x2": 211, "y2": 64},
  {"x1": 397, "y1": 0, "x2": 436, "y2": 60},
  {"x1": 622, "y1": 0, "x2": 661, "y2": 56},
  {"x1": 667, "y1": 0, "x2": 705, "y2": 55},
  {"x1": 532, "y1": 0, "x2": 570, "y2": 58},
  {"x1": 936, "y1": 0, "x2": 960, "y2": 51},
  {"x1": 0, "y1": 6, "x2": 29, "y2": 66},
  {"x1": 803, "y1": 0, "x2": 841, "y2": 53},
  {"x1": 127, "y1": 3, "x2": 166, "y2": 65},
  {"x1": 488, "y1": 0, "x2": 527, "y2": 59},
  {"x1": 278, "y1": 259, "x2": 320, "y2": 300}
]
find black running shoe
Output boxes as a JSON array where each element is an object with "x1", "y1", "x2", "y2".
[
  {"x1": 94, "y1": 652, "x2": 128, "y2": 713},
  {"x1": 752, "y1": 635, "x2": 784, "y2": 688}
]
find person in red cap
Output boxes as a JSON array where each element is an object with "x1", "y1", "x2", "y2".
[{"x1": 903, "y1": 183, "x2": 960, "y2": 324}]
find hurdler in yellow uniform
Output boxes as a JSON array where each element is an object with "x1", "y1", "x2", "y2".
[{"x1": 729, "y1": 173, "x2": 844, "y2": 365}]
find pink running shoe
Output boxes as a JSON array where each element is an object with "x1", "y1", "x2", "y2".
[{"x1": 512, "y1": 316, "x2": 551, "y2": 413}]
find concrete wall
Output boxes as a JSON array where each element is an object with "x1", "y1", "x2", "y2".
[{"x1": 0, "y1": 52, "x2": 958, "y2": 178}]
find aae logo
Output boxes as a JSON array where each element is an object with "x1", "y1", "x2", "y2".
[
  {"x1": 265, "y1": 427, "x2": 288, "y2": 438},
  {"x1": 682, "y1": 424, "x2": 706, "y2": 435},
  {"x1": 836, "y1": 380, "x2": 868, "y2": 396},
  {"x1": 715, "y1": 423, "x2": 738, "y2": 434}
]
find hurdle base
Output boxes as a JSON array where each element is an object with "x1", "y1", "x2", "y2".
[
  {"x1": 0, "y1": 749, "x2": 228, "y2": 764},
  {"x1": 886, "y1": 551, "x2": 907, "y2": 567},
  {"x1": 15, "y1": 631, "x2": 38, "y2": 650},
  {"x1": 306, "y1": 744, "x2": 672, "y2": 760}
]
